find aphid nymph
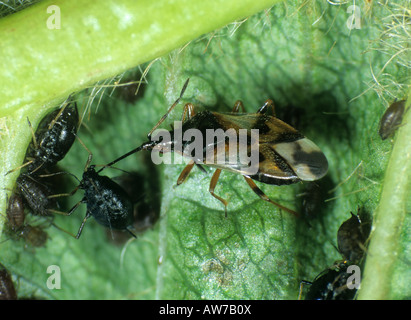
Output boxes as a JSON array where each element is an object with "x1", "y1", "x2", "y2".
[
  {"x1": 15, "y1": 173, "x2": 58, "y2": 217},
  {"x1": 379, "y1": 100, "x2": 406, "y2": 140},
  {"x1": 0, "y1": 263, "x2": 17, "y2": 300},
  {"x1": 104, "y1": 79, "x2": 328, "y2": 216},
  {"x1": 337, "y1": 210, "x2": 370, "y2": 263},
  {"x1": 66, "y1": 152, "x2": 136, "y2": 239},
  {"x1": 18, "y1": 225, "x2": 49, "y2": 248},
  {"x1": 6, "y1": 193, "x2": 25, "y2": 231}
]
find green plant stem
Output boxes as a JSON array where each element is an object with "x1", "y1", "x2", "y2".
[
  {"x1": 0, "y1": 0, "x2": 279, "y2": 116},
  {"x1": 358, "y1": 91, "x2": 411, "y2": 299}
]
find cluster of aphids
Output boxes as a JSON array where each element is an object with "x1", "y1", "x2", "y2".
[
  {"x1": 300, "y1": 209, "x2": 371, "y2": 300},
  {"x1": 295, "y1": 99, "x2": 407, "y2": 300},
  {"x1": 3, "y1": 98, "x2": 80, "y2": 247},
  {"x1": 3, "y1": 96, "x2": 157, "y2": 248}
]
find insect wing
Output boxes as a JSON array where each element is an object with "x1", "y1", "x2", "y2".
[{"x1": 208, "y1": 113, "x2": 328, "y2": 182}]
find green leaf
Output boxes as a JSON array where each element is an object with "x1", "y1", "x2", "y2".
[{"x1": 1, "y1": 0, "x2": 410, "y2": 300}]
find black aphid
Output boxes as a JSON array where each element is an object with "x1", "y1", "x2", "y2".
[
  {"x1": 337, "y1": 211, "x2": 370, "y2": 263},
  {"x1": 378, "y1": 100, "x2": 406, "y2": 140},
  {"x1": 25, "y1": 99, "x2": 79, "y2": 174},
  {"x1": 0, "y1": 263, "x2": 17, "y2": 300},
  {"x1": 304, "y1": 263, "x2": 357, "y2": 300},
  {"x1": 67, "y1": 154, "x2": 136, "y2": 239},
  {"x1": 18, "y1": 225, "x2": 48, "y2": 248},
  {"x1": 300, "y1": 209, "x2": 371, "y2": 300}
]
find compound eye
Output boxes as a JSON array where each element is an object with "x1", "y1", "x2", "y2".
[{"x1": 273, "y1": 138, "x2": 328, "y2": 181}]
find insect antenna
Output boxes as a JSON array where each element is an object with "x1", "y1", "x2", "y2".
[
  {"x1": 97, "y1": 143, "x2": 150, "y2": 173},
  {"x1": 38, "y1": 171, "x2": 81, "y2": 183},
  {"x1": 147, "y1": 78, "x2": 190, "y2": 138},
  {"x1": 99, "y1": 79, "x2": 190, "y2": 172},
  {"x1": 126, "y1": 227, "x2": 137, "y2": 239}
]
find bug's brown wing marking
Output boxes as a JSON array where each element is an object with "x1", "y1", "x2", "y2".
[
  {"x1": 214, "y1": 113, "x2": 300, "y2": 137},
  {"x1": 209, "y1": 113, "x2": 309, "y2": 182},
  {"x1": 203, "y1": 125, "x2": 301, "y2": 184},
  {"x1": 212, "y1": 112, "x2": 253, "y2": 131},
  {"x1": 259, "y1": 115, "x2": 328, "y2": 182},
  {"x1": 261, "y1": 116, "x2": 304, "y2": 142},
  {"x1": 247, "y1": 143, "x2": 300, "y2": 185},
  {"x1": 202, "y1": 112, "x2": 328, "y2": 182},
  {"x1": 273, "y1": 138, "x2": 328, "y2": 181},
  {"x1": 217, "y1": 113, "x2": 304, "y2": 142}
]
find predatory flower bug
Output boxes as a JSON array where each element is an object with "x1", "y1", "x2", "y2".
[{"x1": 102, "y1": 79, "x2": 328, "y2": 217}]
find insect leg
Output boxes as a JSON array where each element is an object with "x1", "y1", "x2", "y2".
[
  {"x1": 47, "y1": 208, "x2": 75, "y2": 216},
  {"x1": 176, "y1": 160, "x2": 195, "y2": 186},
  {"x1": 51, "y1": 222, "x2": 77, "y2": 238},
  {"x1": 298, "y1": 280, "x2": 312, "y2": 300},
  {"x1": 5, "y1": 159, "x2": 33, "y2": 175},
  {"x1": 23, "y1": 117, "x2": 47, "y2": 176},
  {"x1": 232, "y1": 100, "x2": 245, "y2": 113},
  {"x1": 181, "y1": 103, "x2": 196, "y2": 122},
  {"x1": 66, "y1": 197, "x2": 85, "y2": 216},
  {"x1": 74, "y1": 134, "x2": 93, "y2": 171},
  {"x1": 126, "y1": 227, "x2": 137, "y2": 238},
  {"x1": 209, "y1": 169, "x2": 228, "y2": 217},
  {"x1": 27, "y1": 117, "x2": 38, "y2": 149},
  {"x1": 256, "y1": 99, "x2": 276, "y2": 116},
  {"x1": 47, "y1": 96, "x2": 73, "y2": 130},
  {"x1": 41, "y1": 194, "x2": 84, "y2": 216},
  {"x1": 243, "y1": 176, "x2": 298, "y2": 217},
  {"x1": 38, "y1": 170, "x2": 81, "y2": 183},
  {"x1": 99, "y1": 82, "x2": 190, "y2": 171},
  {"x1": 75, "y1": 211, "x2": 92, "y2": 239},
  {"x1": 47, "y1": 185, "x2": 80, "y2": 199},
  {"x1": 195, "y1": 163, "x2": 207, "y2": 174}
]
